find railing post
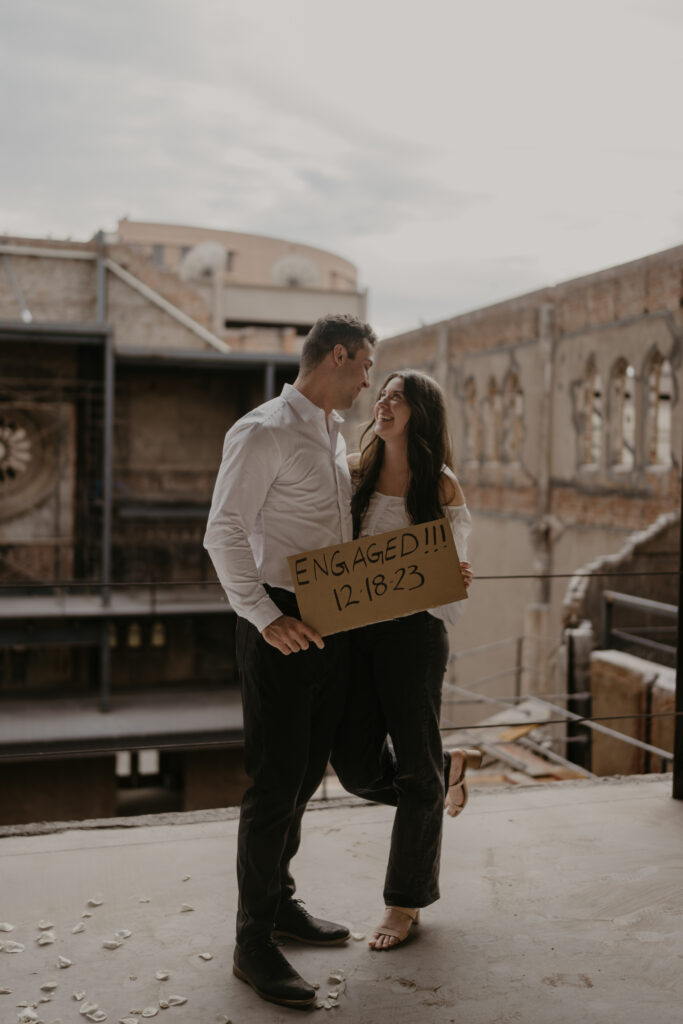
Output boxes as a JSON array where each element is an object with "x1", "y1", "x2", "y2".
[
  {"x1": 264, "y1": 362, "x2": 276, "y2": 402},
  {"x1": 514, "y1": 635, "x2": 523, "y2": 700},
  {"x1": 673, "y1": 497, "x2": 683, "y2": 798},
  {"x1": 600, "y1": 593, "x2": 612, "y2": 648},
  {"x1": 101, "y1": 330, "x2": 114, "y2": 610},
  {"x1": 99, "y1": 619, "x2": 111, "y2": 713}
]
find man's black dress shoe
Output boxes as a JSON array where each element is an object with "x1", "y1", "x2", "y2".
[
  {"x1": 273, "y1": 898, "x2": 350, "y2": 946},
  {"x1": 233, "y1": 939, "x2": 316, "y2": 1008}
]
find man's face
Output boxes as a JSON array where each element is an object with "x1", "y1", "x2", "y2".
[{"x1": 334, "y1": 339, "x2": 374, "y2": 409}]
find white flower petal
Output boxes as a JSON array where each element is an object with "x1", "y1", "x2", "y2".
[{"x1": 2, "y1": 940, "x2": 25, "y2": 952}]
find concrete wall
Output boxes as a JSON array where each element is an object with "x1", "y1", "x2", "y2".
[
  {"x1": 0, "y1": 250, "x2": 97, "y2": 322},
  {"x1": 213, "y1": 280, "x2": 366, "y2": 328},
  {"x1": 116, "y1": 218, "x2": 359, "y2": 291},
  {"x1": 0, "y1": 757, "x2": 117, "y2": 826},
  {"x1": 183, "y1": 747, "x2": 249, "y2": 811},
  {"x1": 589, "y1": 650, "x2": 674, "y2": 775}
]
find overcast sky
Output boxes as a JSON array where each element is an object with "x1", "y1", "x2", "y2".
[{"x1": 2, "y1": 0, "x2": 682, "y2": 336}]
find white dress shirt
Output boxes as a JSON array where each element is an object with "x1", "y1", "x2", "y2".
[
  {"x1": 361, "y1": 491, "x2": 472, "y2": 626},
  {"x1": 204, "y1": 384, "x2": 353, "y2": 632}
]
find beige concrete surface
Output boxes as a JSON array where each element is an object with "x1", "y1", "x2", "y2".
[{"x1": 0, "y1": 776, "x2": 681, "y2": 1024}]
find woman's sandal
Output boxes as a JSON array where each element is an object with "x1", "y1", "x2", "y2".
[
  {"x1": 445, "y1": 747, "x2": 483, "y2": 818},
  {"x1": 369, "y1": 906, "x2": 420, "y2": 950}
]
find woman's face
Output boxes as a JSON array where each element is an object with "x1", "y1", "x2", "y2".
[{"x1": 373, "y1": 376, "x2": 411, "y2": 442}]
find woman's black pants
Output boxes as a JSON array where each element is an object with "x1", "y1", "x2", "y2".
[
  {"x1": 235, "y1": 587, "x2": 349, "y2": 949},
  {"x1": 331, "y1": 612, "x2": 449, "y2": 909}
]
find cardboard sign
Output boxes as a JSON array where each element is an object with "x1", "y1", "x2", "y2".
[{"x1": 287, "y1": 517, "x2": 466, "y2": 636}]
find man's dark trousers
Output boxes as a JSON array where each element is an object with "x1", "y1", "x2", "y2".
[{"x1": 235, "y1": 587, "x2": 349, "y2": 948}]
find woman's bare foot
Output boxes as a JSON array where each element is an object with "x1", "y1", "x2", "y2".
[{"x1": 369, "y1": 906, "x2": 419, "y2": 950}]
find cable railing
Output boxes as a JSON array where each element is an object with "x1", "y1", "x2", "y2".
[{"x1": 0, "y1": 567, "x2": 680, "y2": 817}]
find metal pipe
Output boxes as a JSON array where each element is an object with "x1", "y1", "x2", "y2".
[
  {"x1": 602, "y1": 590, "x2": 677, "y2": 617},
  {"x1": 520, "y1": 693, "x2": 674, "y2": 761},
  {"x1": 264, "y1": 362, "x2": 276, "y2": 401},
  {"x1": 101, "y1": 331, "x2": 114, "y2": 610},
  {"x1": 609, "y1": 628, "x2": 676, "y2": 657},
  {"x1": 95, "y1": 230, "x2": 107, "y2": 324},
  {"x1": 515, "y1": 635, "x2": 523, "y2": 699},
  {"x1": 533, "y1": 302, "x2": 555, "y2": 604},
  {"x1": 600, "y1": 593, "x2": 612, "y2": 647},
  {"x1": 104, "y1": 258, "x2": 231, "y2": 354},
  {"x1": 99, "y1": 621, "x2": 111, "y2": 712},
  {"x1": 674, "y1": 497, "x2": 683, "y2": 798},
  {"x1": 0, "y1": 244, "x2": 95, "y2": 261},
  {"x1": 447, "y1": 686, "x2": 674, "y2": 760},
  {"x1": 518, "y1": 735, "x2": 597, "y2": 778}
]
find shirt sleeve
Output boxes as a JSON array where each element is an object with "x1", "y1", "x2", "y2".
[
  {"x1": 430, "y1": 504, "x2": 472, "y2": 627},
  {"x1": 203, "y1": 419, "x2": 283, "y2": 632}
]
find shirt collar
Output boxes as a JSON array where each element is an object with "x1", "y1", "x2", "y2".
[{"x1": 281, "y1": 383, "x2": 344, "y2": 425}]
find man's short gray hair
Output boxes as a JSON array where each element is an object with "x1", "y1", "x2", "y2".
[{"x1": 300, "y1": 314, "x2": 377, "y2": 372}]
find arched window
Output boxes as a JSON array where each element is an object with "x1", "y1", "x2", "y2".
[
  {"x1": 645, "y1": 352, "x2": 673, "y2": 467},
  {"x1": 609, "y1": 359, "x2": 635, "y2": 469},
  {"x1": 464, "y1": 377, "x2": 479, "y2": 463},
  {"x1": 579, "y1": 359, "x2": 602, "y2": 466},
  {"x1": 481, "y1": 377, "x2": 501, "y2": 462},
  {"x1": 501, "y1": 372, "x2": 524, "y2": 463}
]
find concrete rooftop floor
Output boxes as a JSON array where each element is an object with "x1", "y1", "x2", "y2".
[{"x1": 1, "y1": 775, "x2": 681, "y2": 1024}]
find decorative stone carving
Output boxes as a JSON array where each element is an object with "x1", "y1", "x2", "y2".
[{"x1": 0, "y1": 407, "x2": 58, "y2": 521}]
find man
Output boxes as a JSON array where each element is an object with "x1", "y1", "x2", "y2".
[{"x1": 204, "y1": 313, "x2": 377, "y2": 1009}]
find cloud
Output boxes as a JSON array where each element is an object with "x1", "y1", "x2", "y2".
[{"x1": 1, "y1": 0, "x2": 682, "y2": 335}]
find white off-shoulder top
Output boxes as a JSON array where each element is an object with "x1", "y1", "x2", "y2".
[{"x1": 360, "y1": 491, "x2": 472, "y2": 626}]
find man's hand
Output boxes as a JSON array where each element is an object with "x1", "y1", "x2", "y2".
[
  {"x1": 262, "y1": 615, "x2": 325, "y2": 655},
  {"x1": 461, "y1": 560, "x2": 473, "y2": 591}
]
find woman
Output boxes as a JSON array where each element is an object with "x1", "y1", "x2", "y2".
[{"x1": 331, "y1": 370, "x2": 480, "y2": 951}]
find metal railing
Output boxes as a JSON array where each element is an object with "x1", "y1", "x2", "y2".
[{"x1": 600, "y1": 590, "x2": 677, "y2": 665}]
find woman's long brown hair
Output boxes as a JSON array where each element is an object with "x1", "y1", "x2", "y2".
[{"x1": 351, "y1": 370, "x2": 454, "y2": 537}]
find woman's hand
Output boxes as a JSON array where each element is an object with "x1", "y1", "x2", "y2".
[{"x1": 461, "y1": 560, "x2": 473, "y2": 591}]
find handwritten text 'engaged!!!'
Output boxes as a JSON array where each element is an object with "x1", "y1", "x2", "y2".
[{"x1": 288, "y1": 518, "x2": 466, "y2": 635}]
